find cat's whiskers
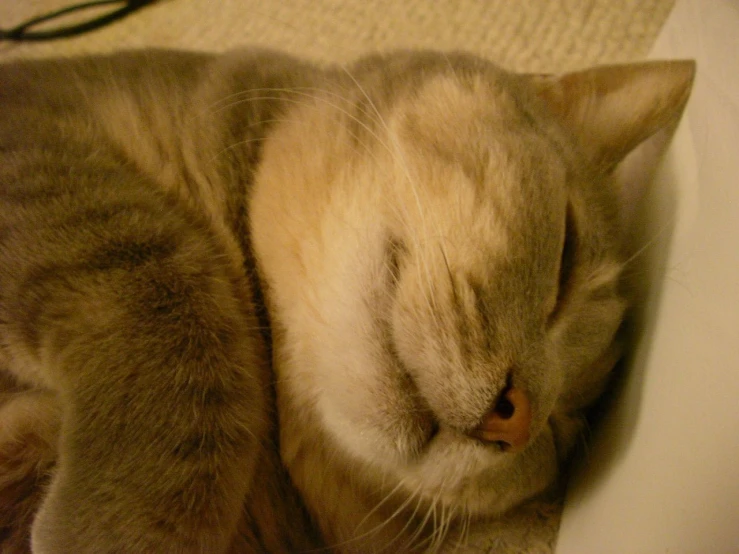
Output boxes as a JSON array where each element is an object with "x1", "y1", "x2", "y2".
[
  {"x1": 351, "y1": 478, "x2": 407, "y2": 536},
  {"x1": 402, "y1": 476, "x2": 448, "y2": 552},
  {"x1": 439, "y1": 242, "x2": 458, "y2": 314},
  {"x1": 432, "y1": 505, "x2": 457, "y2": 554},
  {"x1": 450, "y1": 509, "x2": 473, "y2": 553},
  {"x1": 377, "y1": 480, "x2": 427, "y2": 553},
  {"x1": 382, "y1": 255, "x2": 402, "y2": 288},
  {"x1": 339, "y1": 67, "x2": 442, "y2": 319},
  {"x1": 621, "y1": 214, "x2": 677, "y2": 270},
  {"x1": 444, "y1": 507, "x2": 459, "y2": 552},
  {"x1": 426, "y1": 502, "x2": 445, "y2": 553},
  {"x1": 206, "y1": 87, "x2": 388, "y2": 156},
  {"x1": 210, "y1": 78, "x2": 446, "y2": 333},
  {"x1": 414, "y1": 476, "x2": 457, "y2": 554},
  {"x1": 382, "y1": 196, "x2": 446, "y2": 327},
  {"x1": 194, "y1": 86, "x2": 316, "y2": 119},
  {"x1": 211, "y1": 117, "x2": 389, "y2": 190},
  {"x1": 239, "y1": 325, "x2": 272, "y2": 332},
  {"x1": 208, "y1": 89, "x2": 407, "y2": 206},
  {"x1": 209, "y1": 80, "x2": 444, "y2": 325},
  {"x1": 315, "y1": 478, "x2": 421, "y2": 553},
  {"x1": 212, "y1": 90, "x2": 401, "y2": 178},
  {"x1": 209, "y1": 136, "x2": 265, "y2": 163},
  {"x1": 441, "y1": 52, "x2": 462, "y2": 85},
  {"x1": 201, "y1": 85, "x2": 377, "y2": 123}
]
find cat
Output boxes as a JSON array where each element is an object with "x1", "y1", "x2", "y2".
[{"x1": 0, "y1": 48, "x2": 694, "y2": 553}]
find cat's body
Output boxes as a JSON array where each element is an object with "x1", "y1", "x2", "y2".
[{"x1": 0, "y1": 49, "x2": 693, "y2": 553}]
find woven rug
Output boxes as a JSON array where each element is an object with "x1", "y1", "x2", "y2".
[
  {"x1": 0, "y1": 1, "x2": 675, "y2": 552},
  {"x1": 2, "y1": 0, "x2": 673, "y2": 71}
]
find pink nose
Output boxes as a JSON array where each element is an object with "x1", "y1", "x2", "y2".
[{"x1": 468, "y1": 387, "x2": 532, "y2": 453}]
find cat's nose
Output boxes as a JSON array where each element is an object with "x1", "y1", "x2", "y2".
[{"x1": 468, "y1": 387, "x2": 532, "y2": 453}]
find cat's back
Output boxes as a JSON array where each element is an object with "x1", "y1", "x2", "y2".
[
  {"x1": 0, "y1": 47, "x2": 333, "y2": 554},
  {"x1": 0, "y1": 48, "x2": 317, "y2": 190},
  {"x1": 0, "y1": 50, "x2": 209, "y2": 153}
]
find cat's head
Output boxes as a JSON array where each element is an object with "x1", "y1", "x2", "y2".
[{"x1": 249, "y1": 51, "x2": 694, "y2": 532}]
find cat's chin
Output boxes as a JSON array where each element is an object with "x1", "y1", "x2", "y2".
[
  {"x1": 323, "y1": 405, "x2": 560, "y2": 517},
  {"x1": 316, "y1": 394, "x2": 437, "y2": 467},
  {"x1": 302, "y1": 330, "x2": 562, "y2": 517}
]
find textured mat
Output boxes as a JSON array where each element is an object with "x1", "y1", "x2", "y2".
[
  {"x1": 2, "y1": 0, "x2": 674, "y2": 71},
  {"x1": 0, "y1": 1, "x2": 676, "y2": 552}
]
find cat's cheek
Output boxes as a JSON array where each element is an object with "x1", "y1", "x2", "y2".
[
  {"x1": 475, "y1": 426, "x2": 560, "y2": 513},
  {"x1": 398, "y1": 425, "x2": 559, "y2": 515},
  {"x1": 299, "y1": 352, "x2": 431, "y2": 475},
  {"x1": 317, "y1": 396, "x2": 429, "y2": 467},
  {"x1": 554, "y1": 295, "x2": 626, "y2": 398},
  {"x1": 548, "y1": 412, "x2": 587, "y2": 461}
]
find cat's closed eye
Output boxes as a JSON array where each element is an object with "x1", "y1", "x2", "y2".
[
  {"x1": 549, "y1": 204, "x2": 578, "y2": 325},
  {"x1": 385, "y1": 235, "x2": 406, "y2": 285}
]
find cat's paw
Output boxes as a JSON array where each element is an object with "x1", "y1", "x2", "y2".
[{"x1": 0, "y1": 391, "x2": 60, "y2": 554}]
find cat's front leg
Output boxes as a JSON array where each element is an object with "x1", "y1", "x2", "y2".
[
  {"x1": 1, "y1": 187, "x2": 268, "y2": 553},
  {"x1": 0, "y1": 388, "x2": 59, "y2": 554},
  {"x1": 33, "y1": 264, "x2": 265, "y2": 553}
]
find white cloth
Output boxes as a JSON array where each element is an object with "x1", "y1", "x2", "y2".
[{"x1": 557, "y1": 1, "x2": 739, "y2": 552}]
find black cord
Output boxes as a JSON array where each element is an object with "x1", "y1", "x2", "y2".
[{"x1": 0, "y1": 0, "x2": 157, "y2": 42}]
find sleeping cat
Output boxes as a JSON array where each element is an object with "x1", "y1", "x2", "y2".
[{"x1": 0, "y1": 49, "x2": 693, "y2": 553}]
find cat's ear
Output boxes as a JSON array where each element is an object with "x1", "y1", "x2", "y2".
[{"x1": 529, "y1": 60, "x2": 696, "y2": 172}]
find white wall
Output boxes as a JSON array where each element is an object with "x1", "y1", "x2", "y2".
[{"x1": 556, "y1": 1, "x2": 739, "y2": 552}]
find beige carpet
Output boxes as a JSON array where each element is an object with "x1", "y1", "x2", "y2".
[
  {"x1": 2, "y1": 0, "x2": 673, "y2": 71},
  {"x1": 0, "y1": 1, "x2": 675, "y2": 552}
]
